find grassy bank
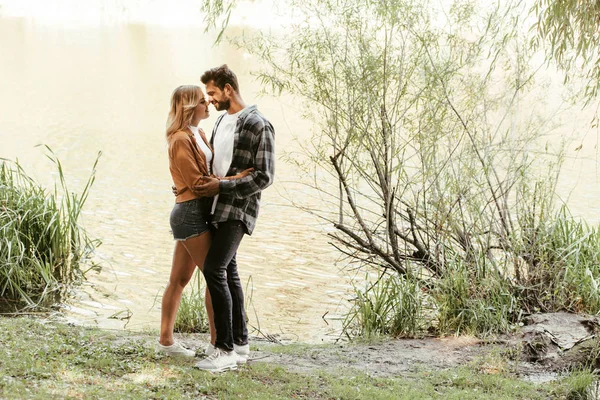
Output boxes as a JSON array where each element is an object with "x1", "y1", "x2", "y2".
[{"x1": 0, "y1": 317, "x2": 590, "y2": 399}]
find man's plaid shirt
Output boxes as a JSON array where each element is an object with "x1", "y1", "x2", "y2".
[{"x1": 211, "y1": 105, "x2": 275, "y2": 235}]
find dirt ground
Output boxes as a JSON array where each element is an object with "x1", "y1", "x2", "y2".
[
  {"x1": 139, "y1": 312, "x2": 599, "y2": 383},
  {"x1": 252, "y1": 313, "x2": 599, "y2": 382},
  {"x1": 172, "y1": 334, "x2": 554, "y2": 382},
  {"x1": 249, "y1": 336, "x2": 507, "y2": 377}
]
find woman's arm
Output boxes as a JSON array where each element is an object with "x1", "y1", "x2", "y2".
[
  {"x1": 221, "y1": 167, "x2": 255, "y2": 181},
  {"x1": 169, "y1": 134, "x2": 205, "y2": 191}
]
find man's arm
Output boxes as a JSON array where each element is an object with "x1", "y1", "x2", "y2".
[
  {"x1": 219, "y1": 120, "x2": 275, "y2": 199},
  {"x1": 191, "y1": 168, "x2": 254, "y2": 197}
]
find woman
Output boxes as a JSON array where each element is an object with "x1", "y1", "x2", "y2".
[{"x1": 157, "y1": 85, "x2": 250, "y2": 356}]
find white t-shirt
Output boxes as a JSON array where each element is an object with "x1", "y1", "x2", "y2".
[
  {"x1": 189, "y1": 125, "x2": 212, "y2": 174},
  {"x1": 211, "y1": 108, "x2": 244, "y2": 213}
]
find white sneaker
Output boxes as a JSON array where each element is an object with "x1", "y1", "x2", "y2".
[
  {"x1": 205, "y1": 343, "x2": 248, "y2": 364},
  {"x1": 234, "y1": 343, "x2": 249, "y2": 364},
  {"x1": 194, "y1": 348, "x2": 238, "y2": 372},
  {"x1": 156, "y1": 341, "x2": 195, "y2": 358}
]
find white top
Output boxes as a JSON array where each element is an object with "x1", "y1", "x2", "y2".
[
  {"x1": 211, "y1": 108, "x2": 244, "y2": 213},
  {"x1": 189, "y1": 125, "x2": 212, "y2": 174},
  {"x1": 212, "y1": 110, "x2": 243, "y2": 177}
]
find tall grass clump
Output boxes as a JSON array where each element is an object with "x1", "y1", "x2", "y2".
[
  {"x1": 0, "y1": 147, "x2": 101, "y2": 308},
  {"x1": 434, "y1": 262, "x2": 518, "y2": 336},
  {"x1": 174, "y1": 270, "x2": 209, "y2": 333},
  {"x1": 344, "y1": 273, "x2": 426, "y2": 338},
  {"x1": 517, "y1": 205, "x2": 600, "y2": 315}
]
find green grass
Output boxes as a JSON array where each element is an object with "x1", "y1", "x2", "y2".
[
  {"x1": 562, "y1": 370, "x2": 598, "y2": 400},
  {"x1": 344, "y1": 273, "x2": 427, "y2": 339},
  {"x1": 434, "y1": 265, "x2": 518, "y2": 337},
  {"x1": 516, "y1": 205, "x2": 600, "y2": 314},
  {"x1": 0, "y1": 316, "x2": 588, "y2": 399},
  {"x1": 0, "y1": 147, "x2": 100, "y2": 308}
]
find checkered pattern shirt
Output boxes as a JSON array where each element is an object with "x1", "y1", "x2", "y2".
[{"x1": 211, "y1": 105, "x2": 275, "y2": 235}]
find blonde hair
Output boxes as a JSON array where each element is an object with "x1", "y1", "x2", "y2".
[{"x1": 166, "y1": 85, "x2": 203, "y2": 139}]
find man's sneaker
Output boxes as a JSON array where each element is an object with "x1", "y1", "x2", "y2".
[
  {"x1": 156, "y1": 341, "x2": 195, "y2": 358},
  {"x1": 205, "y1": 343, "x2": 247, "y2": 364},
  {"x1": 194, "y1": 348, "x2": 238, "y2": 372},
  {"x1": 234, "y1": 343, "x2": 249, "y2": 364}
]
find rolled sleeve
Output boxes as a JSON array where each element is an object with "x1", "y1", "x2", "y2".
[{"x1": 219, "y1": 179, "x2": 235, "y2": 194}]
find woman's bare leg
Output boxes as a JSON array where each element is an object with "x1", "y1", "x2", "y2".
[
  {"x1": 159, "y1": 240, "x2": 196, "y2": 346},
  {"x1": 180, "y1": 233, "x2": 216, "y2": 345}
]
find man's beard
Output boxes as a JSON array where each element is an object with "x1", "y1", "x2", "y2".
[{"x1": 215, "y1": 98, "x2": 231, "y2": 111}]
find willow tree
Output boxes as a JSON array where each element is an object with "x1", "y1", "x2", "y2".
[
  {"x1": 203, "y1": 0, "x2": 600, "y2": 335},
  {"x1": 532, "y1": 0, "x2": 600, "y2": 103}
]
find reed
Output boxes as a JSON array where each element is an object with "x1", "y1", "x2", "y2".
[
  {"x1": 344, "y1": 273, "x2": 426, "y2": 338},
  {"x1": 0, "y1": 146, "x2": 100, "y2": 309},
  {"x1": 517, "y1": 206, "x2": 600, "y2": 315},
  {"x1": 434, "y1": 263, "x2": 517, "y2": 336}
]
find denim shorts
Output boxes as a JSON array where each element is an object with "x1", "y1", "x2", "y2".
[{"x1": 169, "y1": 198, "x2": 212, "y2": 241}]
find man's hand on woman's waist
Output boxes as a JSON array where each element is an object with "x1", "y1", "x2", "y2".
[{"x1": 192, "y1": 176, "x2": 220, "y2": 197}]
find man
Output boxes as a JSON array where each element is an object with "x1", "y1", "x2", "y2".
[{"x1": 193, "y1": 64, "x2": 275, "y2": 372}]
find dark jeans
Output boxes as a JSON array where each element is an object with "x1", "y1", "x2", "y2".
[{"x1": 202, "y1": 220, "x2": 248, "y2": 351}]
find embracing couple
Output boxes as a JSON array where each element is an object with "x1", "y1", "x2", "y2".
[{"x1": 156, "y1": 65, "x2": 275, "y2": 372}]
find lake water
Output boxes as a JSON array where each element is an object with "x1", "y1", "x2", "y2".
[{"x1": 1, "y1": 2, "x2": 600, "y2": 343}]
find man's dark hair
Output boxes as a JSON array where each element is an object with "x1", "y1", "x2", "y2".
[{"x1": 200, "y1": 64, "x2": 240, "y2": 93}]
